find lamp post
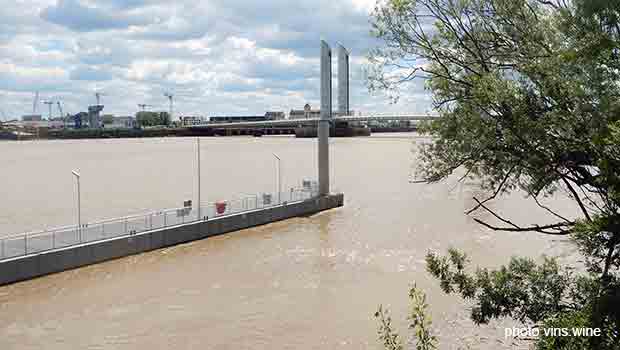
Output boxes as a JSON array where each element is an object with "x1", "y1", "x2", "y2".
[
  {"x1": 273, "y1": 153, "x2": 281, "y2": 204},
  {"x1": 72, "y1": 170, "x2": 82, "y2": 242},
  {"x1": 197, "y1": 137, "x2": 201, "y2": 220}
]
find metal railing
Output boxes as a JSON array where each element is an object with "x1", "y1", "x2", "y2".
[{"x1": 0, "y1": 183, "x2": 319, "y2": 261}]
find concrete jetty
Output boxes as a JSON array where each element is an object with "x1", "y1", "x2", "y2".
[{"x1": 0, "y1": 194, "x2": 343, "y2": 286}]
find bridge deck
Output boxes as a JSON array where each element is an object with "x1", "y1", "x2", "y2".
[{"x1": 190, "y1": 115, "x2": 437, "y2": 128}]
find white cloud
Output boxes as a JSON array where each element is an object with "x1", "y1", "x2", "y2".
[{"x1": 0, "y1": 0, "x2": 431, "y2": 119}]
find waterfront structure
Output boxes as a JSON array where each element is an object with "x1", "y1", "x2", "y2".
[
  {"x1": 289, "y1": 104, "x2": 321, "y2": 119},
  {"x1": 337, "y1": 44, "x2": 350, "y2": 116},
  {"x1": 180, "y1": 116, "x2": 205, "y2": 126},
  {"x1": 88, "y1": 105, "x2": 104, "y2": 128},
  {"x1": 22, "y1": 115, "x2": 42, "y2": 122},
  {"x1": 0, "y1": 190, "x2": 343, "y2": 286},
  {"x1": 104, "y1": 116, "x2": 136, "y2": 129},
  {"x1": 265, "y1": 111, "x2": 285, "y2": 120}
]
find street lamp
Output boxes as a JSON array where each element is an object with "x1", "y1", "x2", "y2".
[
  {"x1": 273, "y1": 153, "x2": 281, "y2": 204},
  {"x1": 72, "y1": 170, "x2": 82, "y2": 242},
  {"x1": 197, "y1": 137, "x2": 202, "y2": 220}
]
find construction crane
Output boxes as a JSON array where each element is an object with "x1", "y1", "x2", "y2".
[
  {"x1": 138, "y1": 104, "x2": 153, "y2": 111},
  {"x1": 57, "y1": 101, "x2": 67, "y2": 127},
  {"x1": 42, "y1": 101, "x2": 54, "y2": 120},
  {"x1": 164, "y1": 92, "x2": 174, "y2": 120},
  {"x1": 57, "y1": 101, "x2": 63, "y2": 117}
]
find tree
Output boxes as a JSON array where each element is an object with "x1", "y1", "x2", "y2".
[
  {"x1": 135, "y1": 111, "x2": 170, "y2": 127},
  {"x1": 369, "y1": 0, "x2": 620, "y2": 348},
  {"x1": 160, "y1": 111, "x2": 171, "y2": 126},
  {"x1": 375, "y1": 284, "x2": 438, "y2": 350},
  {"x1": 101, "y1": 114, "x2": 115, "y2": 125}
]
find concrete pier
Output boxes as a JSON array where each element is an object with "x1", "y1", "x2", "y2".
[{"x1": 0, "y1": 194, "x2": 343, "y2": 286}]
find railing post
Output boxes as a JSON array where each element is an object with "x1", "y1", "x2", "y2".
[
  {"x1": 1, "y1": 238, "x2": 5, "y2": 259},
  {"x1": 124, "y1": 218, "x2": 128, "y2": 234},
  {"x1": 150, "y1": 214, "x2": 153, "y2": 230},
  {"x1": 164, "y1": 213, "x2": 167, "y2": 227},
  {"x1": 24, "y1": 233, "x2": 28, "y2": 255},
  {"x1": 102, "y1": 223, "x2": 105, "y2": 237},
  {"x1": 52, "y1": 231, "x2": 56, "y2": 249}
]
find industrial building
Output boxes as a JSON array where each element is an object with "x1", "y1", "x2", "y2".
[
  {"x1": 289, "y1": 104, "x2": 320, "y2": 119},
  {"x1": 265, "y1": 111, "x2": 285, "y2": 120},
  {"x1": 21, "y1": 115, "x2": 43, "y2": 122},
  {"x1": 103, "y1": 116, "x2": 136, "y2": 129},
  {"x1": 180, "y1": 116, "x2": 205, "y2": 126}
]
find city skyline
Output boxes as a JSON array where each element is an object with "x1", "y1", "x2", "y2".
[{"x1": 0, "y1": 0, "x2": 433, "y2": 120}]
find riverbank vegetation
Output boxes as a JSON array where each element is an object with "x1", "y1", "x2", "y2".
[{"x1": 369, "y1": 0, "x2": 620, "y2": 348}]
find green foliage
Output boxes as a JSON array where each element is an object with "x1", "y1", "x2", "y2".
[
  {"x1": 369, "y1": 0, "x2": 620, "y2": 347},
  {"x1": 101, "y1": 114, "x2": 115, "y2": 125},
  {"x1": 135, "y1": 111, "x2": 170, "y2": 127},
  {"x1": 426, "y1": 249, "x2": 620, "y2": 348},
  {"x1": 375, "y1": 284, "x2": 437, "y2": 350},
  {"x1": 426, "y1": 250, "x2": 572, "y2": 325},
  {"x1": 407, "y1": 284, "x2": 438, "y2": 350},
  {"x1": 375, "y1": 305, "x2": 404, "y2": 350}
]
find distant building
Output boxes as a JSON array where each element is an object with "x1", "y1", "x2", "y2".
[
  {"x1": 88, "y1": 105, "x2": 104, "y2": 128},
  {"x1": 333, "y1": 109, "x2": 355, "y2": 117},
  {"x1": 104, "y1": 116, "x2": 136, "y2": 129},
  {"x1": 180, "y1": 116, "x2": 204, "y2": 126},
  {"x1": 265, "y1": 111, "x2": 285, "y2": 120},
  {"x1": 72, "y1": 112, "x2": 88, "y2": 129},
  {"x1": 22, "y1": 115, "x2": 42, "y2": 122},
  {"x1": 289, "y1": 104, "x2": 320, "y2": 119}
]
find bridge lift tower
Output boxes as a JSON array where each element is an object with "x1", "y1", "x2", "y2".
[{"x1": 319, "y1": 40, "x2": 333, "y2": 196}]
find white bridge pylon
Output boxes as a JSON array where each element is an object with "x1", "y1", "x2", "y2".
[{"x1": 318, "y1": 40, "x2": 332, "y2": 196}]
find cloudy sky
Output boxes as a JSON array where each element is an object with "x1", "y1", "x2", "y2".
[{"x1": 0, "y1": 0, "x2": 431, "y2": 120}]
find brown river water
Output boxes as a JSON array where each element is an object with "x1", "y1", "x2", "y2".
[{"x1": 0, "y1": 134, "x2": 579, "y2": 349}]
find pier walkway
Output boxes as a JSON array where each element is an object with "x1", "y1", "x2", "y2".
[{"x1": 0, "y1": 184, "x2": 319, "y2": 261}]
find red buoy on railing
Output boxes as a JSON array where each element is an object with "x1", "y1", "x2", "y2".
[{"x1": 215, "y1": 201, "x2": 227, "y2": 214}]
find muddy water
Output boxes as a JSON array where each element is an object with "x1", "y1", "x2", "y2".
[{"x1": 0, "y1": 135, "x2": 578, "y2": 349}]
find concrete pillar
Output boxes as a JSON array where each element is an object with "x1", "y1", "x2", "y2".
[
  {"x1": 337, "y1": 44, "x2": 349, "y2": 116},
  {"x1": 319, "y1": 40, "x2": 331, "y2": 196}
]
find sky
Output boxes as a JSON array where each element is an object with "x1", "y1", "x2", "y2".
[{"x1": 0, "y1": 0, "x2": 432, "y2": 120}]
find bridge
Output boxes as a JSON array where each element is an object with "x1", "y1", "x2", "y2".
[
  {"x1": 186, "y1": 114, "x2": 437, "y2": 137},
  {"x1": 190, "y1": 114, "x2": 435, "y2": 128}
]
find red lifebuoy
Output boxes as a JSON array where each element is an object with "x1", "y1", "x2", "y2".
[{"x1": 215, "y1": 202, "x2": 227, "y2": 214}]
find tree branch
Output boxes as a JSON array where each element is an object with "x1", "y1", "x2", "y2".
[
  {"x1": 473, "y1": 218, "x2": 573, "y2": 235},
  {"x1": 472, "y1": 197, "x2": 574, "y2": 234},
  {"x1": 465, "y1": 164, "x2": 517, "y2": 215}
]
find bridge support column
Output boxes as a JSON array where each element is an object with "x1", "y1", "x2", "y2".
[
  {"x1": 319, "y1": 40, "x2": 331, "y2": 196},
  {"x1": 337, "y1": 44, "x2": 349, "y2": 116}
]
